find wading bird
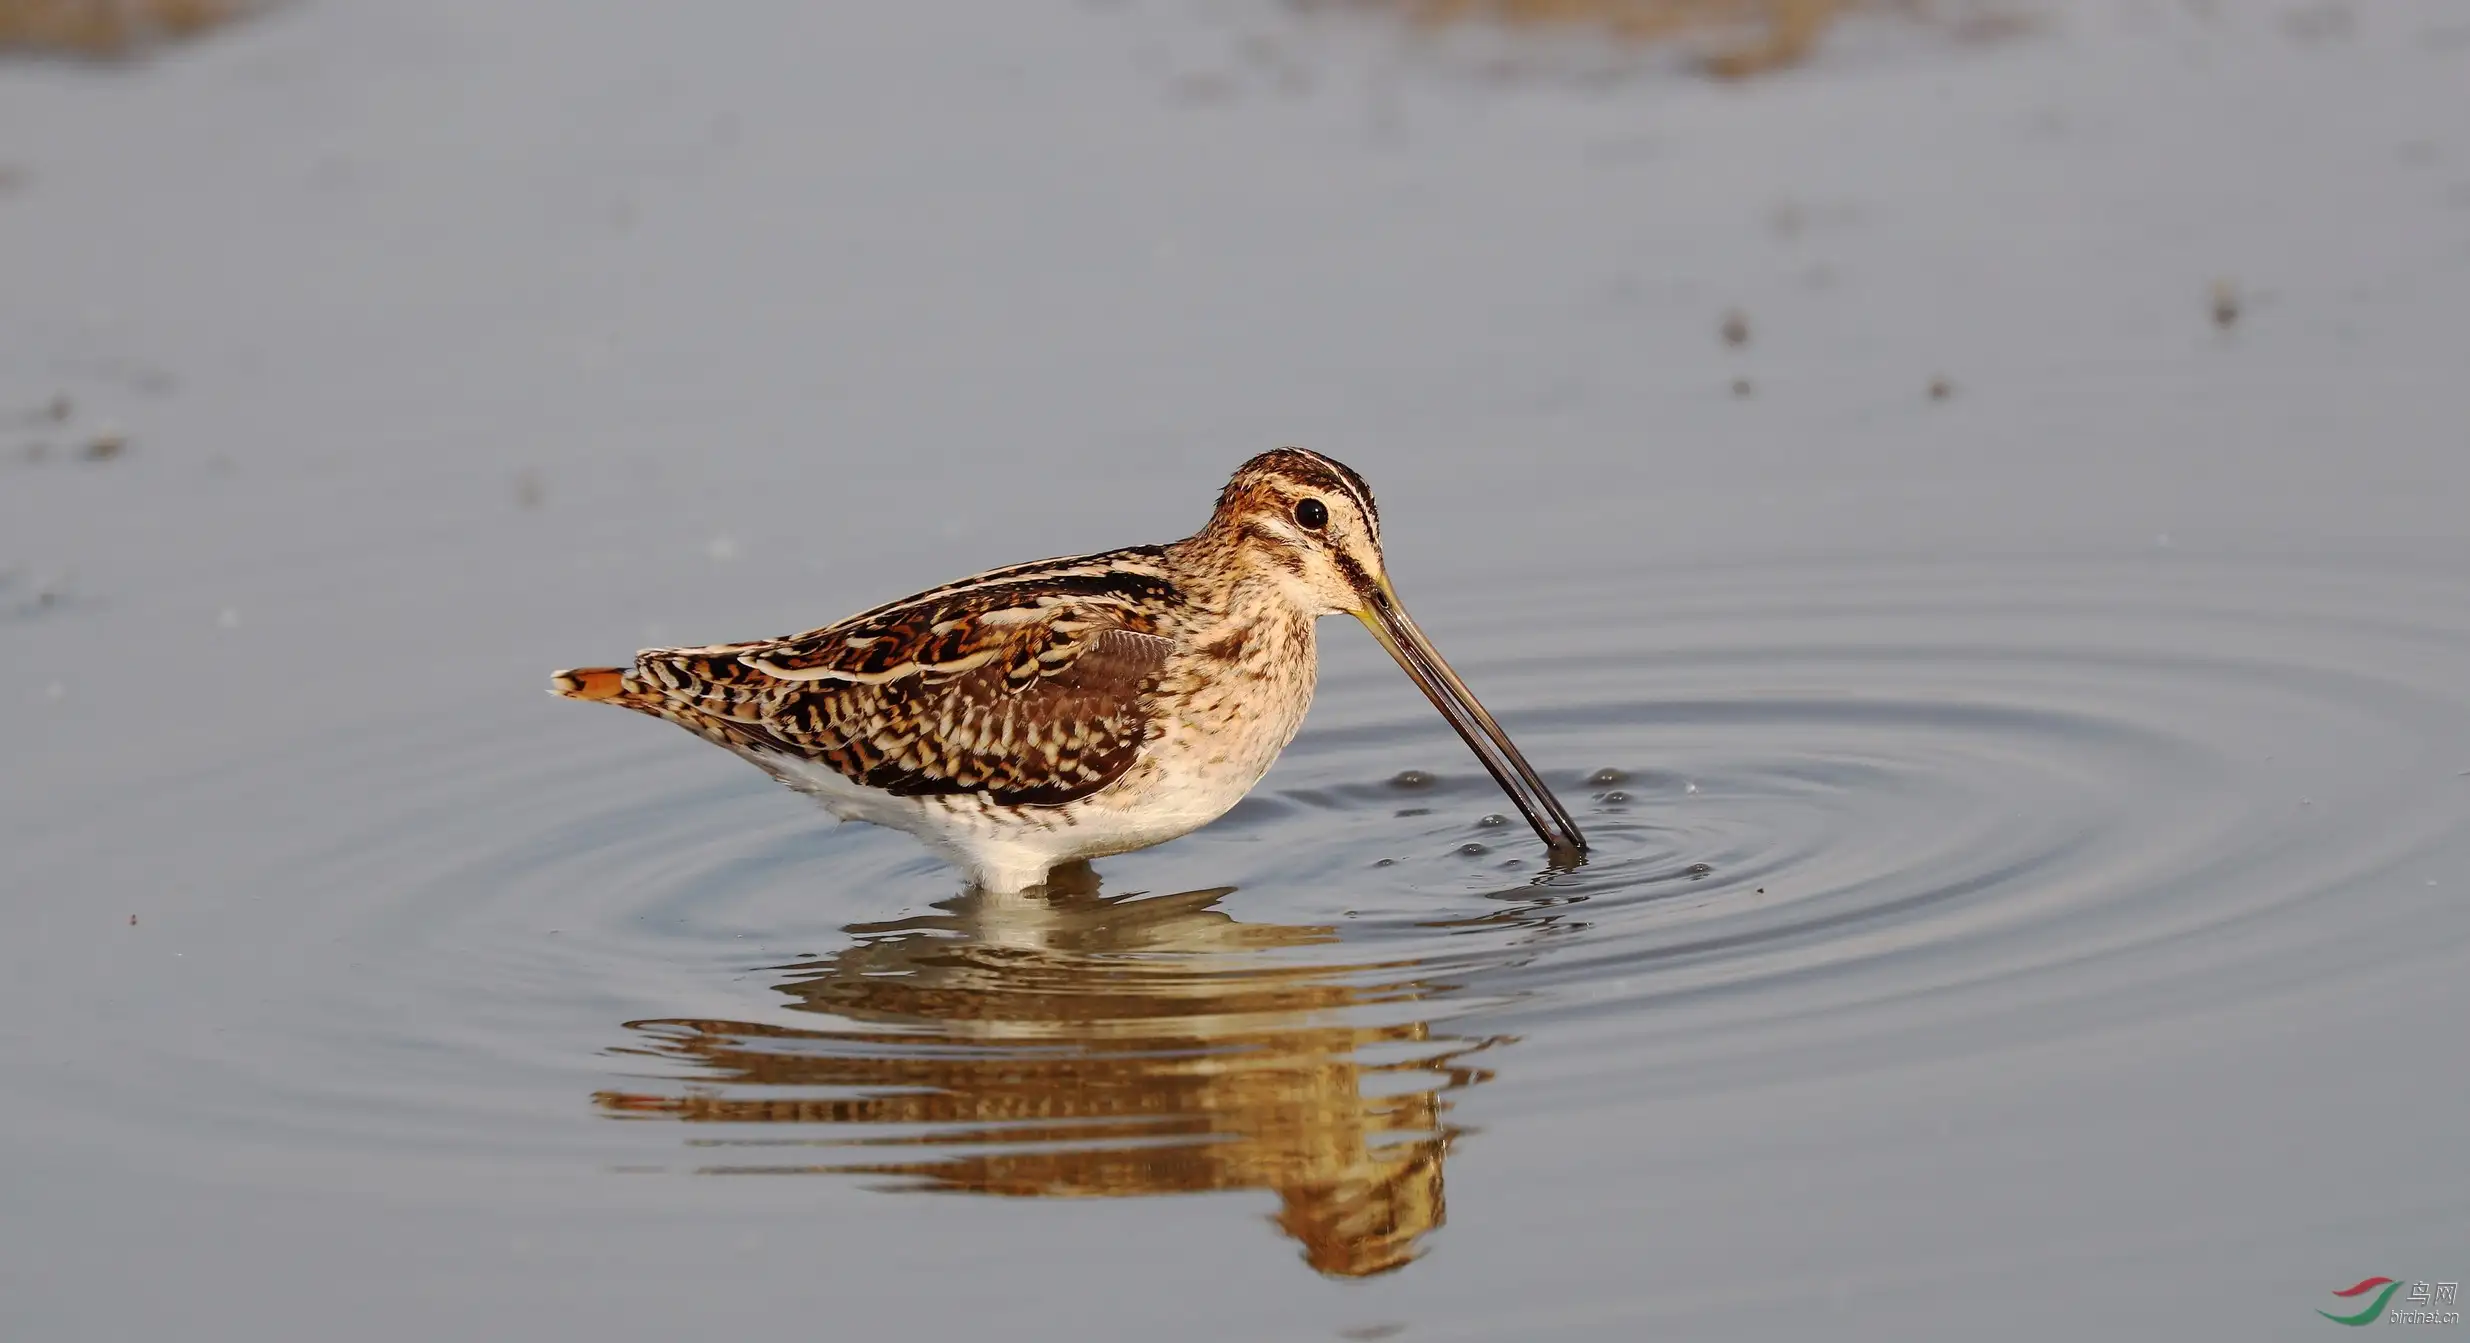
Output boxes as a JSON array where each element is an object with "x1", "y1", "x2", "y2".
[{"x1": 553, "y1": 449, "x2": 1585, "y2": 890}]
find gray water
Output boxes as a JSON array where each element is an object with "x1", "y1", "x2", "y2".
[{"x1": 4, "y1": 3, "x2": 2468, "y2": 1339}]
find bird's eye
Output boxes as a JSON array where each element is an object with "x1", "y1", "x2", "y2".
[{"x1": 1294, "y1": 497, "x2": 1329, "y2": 530}]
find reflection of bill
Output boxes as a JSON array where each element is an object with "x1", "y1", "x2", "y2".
[{"x1": 596, "y1": 865, "x2": 1512, "y2": 1277}]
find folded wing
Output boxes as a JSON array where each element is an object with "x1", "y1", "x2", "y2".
[{"x1": 621, "y1": 579, "x2": 1176, "y2": 807}]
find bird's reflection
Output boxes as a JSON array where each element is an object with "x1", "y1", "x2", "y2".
[{"x1": 596, "y1": 864, "x2": 1512, "y2": 1277}]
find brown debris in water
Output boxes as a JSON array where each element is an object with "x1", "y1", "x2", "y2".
[
  {"x1": 0, "y1": 0, "x2": 258, "y2": 60},
  {"x1": 2210, "y1": 277, "x2": 2242, "y2": 330}
]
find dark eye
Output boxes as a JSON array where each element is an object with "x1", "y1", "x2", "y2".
[{"x1": 1293, "y1": 497, "x2": 1329, "y2": 530}]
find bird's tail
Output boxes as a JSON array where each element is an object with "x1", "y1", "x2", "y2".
[
  {"x1": 549, "y1": 665, "x2": 632, "y2": 702},
  {"x1": 549, "y1": 657, "x2": 806, "y2": 771}
]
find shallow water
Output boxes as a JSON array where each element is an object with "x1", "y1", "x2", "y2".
[
  {"x1": 5, "y1": 2, "x2": 2469, "y2": 1339},
  {"x1": 548, "y1": 550, "x2": 2470, "y2": 1280}
]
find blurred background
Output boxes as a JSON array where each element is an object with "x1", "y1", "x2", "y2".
[{"x1": 4, "y1": 3, "x2": 2466, "y2": 1340}]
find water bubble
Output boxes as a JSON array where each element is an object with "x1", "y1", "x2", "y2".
[
  {"x1": 1389, "y1": 770, "x2": 1436, "y2": 790},
  {"x1": 1476, "y1": 813, "x2": 1509, "y2": 828},
  {"x1": 1457, "y1": 843, "x2": 1490, "y2": 858},
  {"x1": 1600, "y1": 790, "x2": 1630, "y2": 804},
  {"x1": 1587, "y1": 768, "x2": 1628, "y2": 786}
]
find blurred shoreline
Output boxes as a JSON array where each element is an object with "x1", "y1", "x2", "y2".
[{"x1": 0, "y1": 0, "x2": 255, "y2": 60}]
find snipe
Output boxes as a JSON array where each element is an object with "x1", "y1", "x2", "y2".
[{"x1": 552, "y1": 448, "x2": 1585, "y2": 889}]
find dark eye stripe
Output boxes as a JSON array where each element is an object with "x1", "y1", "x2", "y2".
[{"x1": 1329, "y1": 549, "x2": 1370, "y2": 594}]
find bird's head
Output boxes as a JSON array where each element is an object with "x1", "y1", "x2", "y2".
[
  {"x1": 1207, "y1": 447, "x2": 1389, "y2": 619},
  {"x1": 1200, "y1": 447, "x2": 1587, "y2": 857}
]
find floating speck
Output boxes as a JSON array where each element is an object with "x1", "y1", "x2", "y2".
[
  {"x1": 1730, "y1": 377, "x2": 1754, "y2": 399},
  {"x1": 1587, "y1": 768, "x2": 1628, "y2": 786},
  {"x1": 1720, "y1": 308, "x2": 1751, "y2": 347},
  {"x1": 127, "y1": 914, "x2": 136, "y2": 926},
  {"x1": 514, "y1": 469, "x2": 546, "y2": 510},
  {"x1": 1389, "y1": 769, "x2": 1436, "y2": 790},
  {"x1": 82, "y1": 433, "x2": 126, "y2": 461},
  {"x1": 2210, "y1": 277, "x2": 2241, "y2": 330},
  {"x1": 1927, "y1": 376, "x2": 1953, "y2": 401}
]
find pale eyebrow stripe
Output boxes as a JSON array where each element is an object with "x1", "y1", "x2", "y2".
[{"x1": 1304, "y1": 449, "x2": 1380, "y2": 537}]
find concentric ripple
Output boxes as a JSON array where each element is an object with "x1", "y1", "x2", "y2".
[{"x1": 17, "y1": 547, "x2": 2470, "y2": 1273}]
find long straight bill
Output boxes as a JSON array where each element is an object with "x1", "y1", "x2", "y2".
[{"x1": 1357, "y1": 581, "x2": 1588, "y2": 857}]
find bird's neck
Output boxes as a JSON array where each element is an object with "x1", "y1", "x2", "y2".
[{"x1": 1163, "y1": 527, "x2": 1322, "y2": 654}]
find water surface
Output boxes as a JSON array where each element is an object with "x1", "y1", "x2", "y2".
[{"x1": 4, "y1": 2, "x2": 2468, "y2": 1339}]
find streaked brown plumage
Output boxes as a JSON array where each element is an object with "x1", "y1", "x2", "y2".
[{"x1": 553, "y1": 448, "x2": 1584, "y2": 889}]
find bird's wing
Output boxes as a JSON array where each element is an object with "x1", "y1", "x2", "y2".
[{"x1": 622, "y1": 552, "x2": 1180, "y2": 806}]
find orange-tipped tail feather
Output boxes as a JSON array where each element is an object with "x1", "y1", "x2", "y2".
[
  {"x1": 548, "y1": 657, "x2": 810, "y2": 777},
  {"x1": 550, "y1": 666, "x2": 630, "y2": 701}
]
